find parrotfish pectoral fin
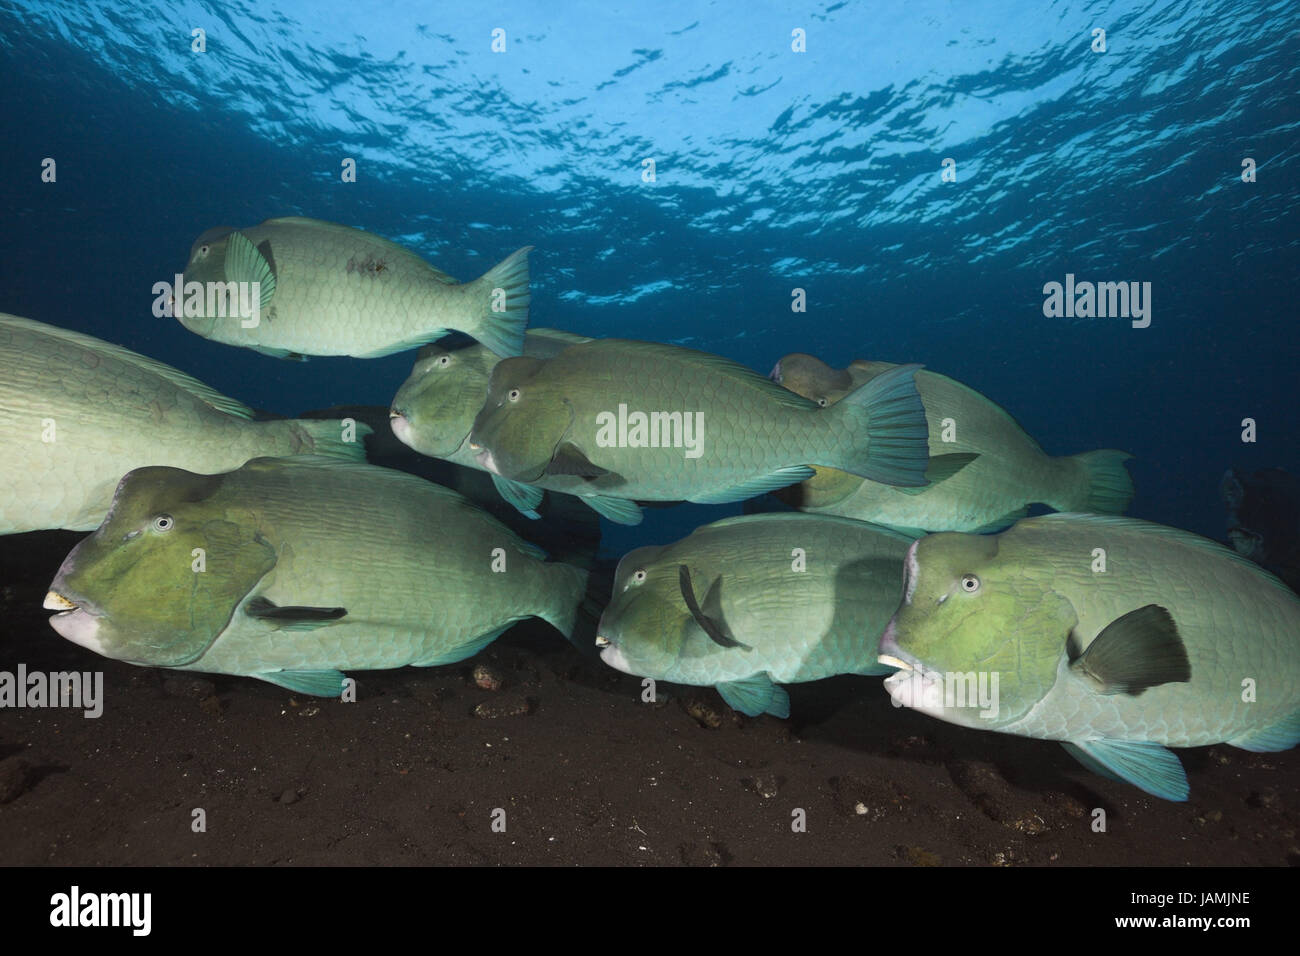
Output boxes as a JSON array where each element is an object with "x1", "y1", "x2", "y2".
[
  {"x1": 833, "y1": 363, "x2": 930, "y2": 488},
  {"x1": 897, "y1": 452, "x2": 979, "y2": 496},
  {"x1": 245, "y1": 596, "x2": 347, "y2": 630},
  {"x1": 472, "y1": 245, "x2": 532, "y2": 358},
  {"x1": 716, "y1": 674, "x2": 790, "y2": 719},
  {"x1": 689, "y1": 465, "x2": 816, "y2": 505},
  {"x1": 1227, "y1": 709, "x2": 1300, "y2": 753},
  {"x1": 491, "y1": 474, "x2": 543, "y2": 519},
  {"x1": 678, "y1": 565, "x2": 748, "y2": 650},
  {"x1": 548, "y1": 443, "x2": 613, "y2": 478},
  {"x1": 224, "y1": 231, "x2": 277, "y2": 309},
  {"x1": 257, "y1": 669, "x2": 348, "y2": 697},
  {"x1": 1062, "y1": 739, "x2": 1189, "y2": 802},
  {"x1": 1067, "y1": 604, "x2": 1190, "y2": 696},
  {"x1": 581, "y1": 494, "x2": 643, "y2": 525}
]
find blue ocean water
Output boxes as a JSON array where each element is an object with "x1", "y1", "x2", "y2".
[{"x1": 1, "y1": 0, "x2": 1296, "y2": 557}]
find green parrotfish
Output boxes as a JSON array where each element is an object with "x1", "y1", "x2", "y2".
[
  {"x1": 597, "y1": 513, "x2": 914, "y2": 717},
  {"x1": 172, "y1": 216, "x2": 532, "y2": 359},
  {"x1": 878, "y1": 514, "x2": 1300, "y2": 800},
  {"x1": 44, "y1": 457, "x2": 587, "y2": 695},
  {"x1": 770, "y1": 353, "x2": 1134, "y2": 533},
  {"x1": 468, "y1": 339, "x2": 931, "y2": 510},
  {"x1": 389, "y1": 329, "x2": 646, "y2": 523},
  {"x1": 0, "y1": 313, "x2": 368, "y2": 534}
]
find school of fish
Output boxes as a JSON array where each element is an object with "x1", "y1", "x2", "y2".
[{"x1": 5, "y1": 215, "x2": 1294, "y2": 802}]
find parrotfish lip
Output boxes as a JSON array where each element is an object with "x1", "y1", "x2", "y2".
[
  {"x1": 876, "y1": 616, "x2": 923, "y2": 672},
  {"x1": 883, "y1": 666, "x2": 940, "y2": 711},
  {"x1": 46, "y1": 602, "x2": 107, "y2": 655},
  {"x1": 599, "y1": 642, "x2": 633, "y2": 675},
  {"x1": 475, "y1": 449, "x2": 500, "y2": 474},
  {"x1": 594, "y1": 635, "x2": 610, "y2": 648},
  {"x1": 389, "y1": 411, "x2": 411, "y2": 442}
]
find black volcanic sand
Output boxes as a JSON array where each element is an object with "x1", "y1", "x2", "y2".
[{"x1": 1, "y1": 531, "x2": 1296, "y2": 867}]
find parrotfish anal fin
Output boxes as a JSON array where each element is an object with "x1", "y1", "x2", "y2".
[
  {"x1": 581, "y1": 495, "x2": 643, "y2": 525},
  {"x1": 689, "y1": 465, "x2": 816, "y2": 505},
  {"x1": 1227, "y1": 709, "x2": 1300, "y2": 753},
  {"x1": 412, "y1": 626, "x2": 511, "y2": 667},
  {"x1": 224, "y1": 231, "x2": 277, "y2": 309},
  {"x1": 897, "y1": 452, "x2": 979, "y2": 495},
  {"x1": 969, "y1": 506, "x2": 1030, "y2": 534},
  {"x1": 491, "y1": 474, "x2": 543, "y2": 519},
  {"x1": 257, "y1": 669, "x2": 348, "y2": 697},
  {"x1": 245, "y1": 596, "x2": 347, "y2": 630},
  {"x1": 548, "y1": 443, "x2": 613, "y2": 478},
  {"x1": 1062, "y1": 739, "x2": 1189, "y2": 802},
  {"x1": 716, "y1": 674, "x2": 790, "y2": 719},
  {"x1": 1068, "y1": 604, "x2": 1190, "y2": 696},
  {"x1": 678, "y1": 565, "x2": 749, "y2": 650}
]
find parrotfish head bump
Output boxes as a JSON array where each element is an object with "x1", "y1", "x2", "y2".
[
  {"x1": 175, "y1": 225, "x2": 238, "y2": 335},
  {"x1": 390, "y1": 344, "x2": 489, "y2": 457},
  {"x1": 470, "y1": 356, "x2": 569, "y2": 482},
  {"x1": 769, "y1": 353, "x2": 852, "y2": 406},
  {"x1": 596, "y1": 547, "x2": 683, "y2": 678},
  {"x1": 879, "y1": 532, "x2": 1074, "y2": 728},
  {"x1": 45, "y1": 466, "x2": 276, "y2": 668}
]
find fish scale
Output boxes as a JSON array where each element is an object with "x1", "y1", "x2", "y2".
[
  {"x1": 46, "y1": 457, "x2": 587, "y2": 691},
  {"x1": 472, "y1": 338, "x2": 930, "y2": 505},
  {"x1": 597, "y1": 513, "x2": 913, "y2": 714},
  {"x1": 177, "y1": 217, "x2": 531, "y2": 359},
  {"x1": 0, "y1": 313, "x2": 364, "y2": 533},
  {"x1": 882, "y1": 513, "x2": 1300, "y2": 798},
  {"x1": 774, "y1": 355, "x2": 1134, "y2": 533}
]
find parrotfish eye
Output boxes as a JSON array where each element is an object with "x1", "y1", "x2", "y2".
[
  {"x1": 631, "y1": 569, "x2": 647, "y2": 584},
  {"x1": 817, "y1": 397, "x2": 828, "y2": 408},
  {"x1": 151, "y1": 514, "x2": 175, "y2": 533},
  {"x1": 436, "y1": 354, "x2": 451, "y2": 368},
  {"x1": 960, "y1": 573, "x2": 980, "y2": 593},
  {"x1": 507, "y1": 388, "x2": 521, "y2": 403}
]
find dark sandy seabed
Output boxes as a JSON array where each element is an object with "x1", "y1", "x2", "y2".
[{"x1": 1, "y1": 532, "x2": 1296, "y2": 868}]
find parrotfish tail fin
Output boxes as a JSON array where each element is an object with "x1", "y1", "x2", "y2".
[
  {"x1": 288, "y1": 418, "x2": 374, "y2": 462},
  {"x1": 1055, "y1": 449, "x2": 1135, "y2": 514},
  {"x1": 470, "y1": 245, "x2": 533, "y2": 358},
  {"x1": 560, "y1": 563, "x2": 615, "y2": 658},
  {"x1": 830, "y1": 363, "x2": 930, "y2": 487},
  {"x1": 539, "y1": 561, "x2": 590, "y2": 644}
]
